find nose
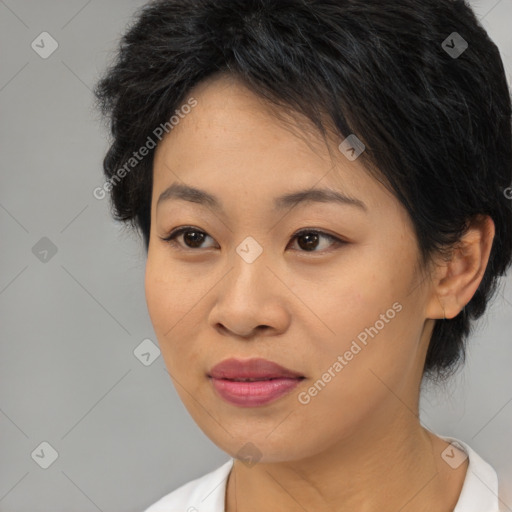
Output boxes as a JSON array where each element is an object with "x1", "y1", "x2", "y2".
[{"x1": 208, "y1": 248, "x2": 291, "y2": 339}]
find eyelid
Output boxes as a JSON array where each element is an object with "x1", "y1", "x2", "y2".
[{"x1": 159, "y1": 226, "x2": 346, "y2": 253}]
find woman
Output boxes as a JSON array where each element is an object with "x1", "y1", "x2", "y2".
[{"x1": 94, "y1": 0, "x2": 512, "y2": 510}]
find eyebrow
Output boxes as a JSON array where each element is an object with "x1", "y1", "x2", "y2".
[{"x1": 156, "y1": 183, "x2": 367, "y2": 213}]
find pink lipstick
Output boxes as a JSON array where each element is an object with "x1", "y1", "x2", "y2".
[{"x1": 208, "y1": 357, "x2": 304, "y2": 407}]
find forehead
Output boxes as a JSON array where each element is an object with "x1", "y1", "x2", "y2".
[
  {"x1": 151, "y1": 75, "x2": 392, "y2": 215},
  {"x1": 159, "y1": 75, "x2": 332, "y2": 158}
]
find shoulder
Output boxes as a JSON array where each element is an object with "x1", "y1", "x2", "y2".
[
  {"x1": 439, "y1": 436, "x2": 500, "y2": 512},
  {"x1": 142, "y1": 458, "x2": 234, "y2": 512}
]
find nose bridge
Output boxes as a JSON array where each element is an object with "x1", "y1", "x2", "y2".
[
  {"x1": 216, "y1": 231, "x2": 286, "y2": 317},
  {"x1": 209, "y1": 231, "x2": 292, "y2": 337},
  {"x1": 235, "y1": 234, "x2": 266, "y2": 267},
  {"x1": 229, "y1": 234, "x2": 270, "y2": 296}
]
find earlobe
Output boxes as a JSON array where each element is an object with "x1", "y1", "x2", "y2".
[{"x1": 426, "y1": 215, "x2": 495, "y2": 320}]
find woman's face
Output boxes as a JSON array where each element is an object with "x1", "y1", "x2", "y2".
[{"x1": 145, "y1": 74, "x2": 439, "y2": 463}]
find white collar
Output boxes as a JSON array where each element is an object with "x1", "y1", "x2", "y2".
[{"x1": 440, "y1": 436, "x2": 500, "y2": 512}]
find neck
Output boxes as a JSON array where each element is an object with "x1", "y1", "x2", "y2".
[{"x1": 225, "y1": 409, "x2": 467, "y2": 512}]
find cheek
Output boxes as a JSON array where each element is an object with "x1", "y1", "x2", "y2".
[
  {"x1": 290, "y1": 293, "x2": 420, "y2": 453},
  {"x1": 144, "y1": 251, "x2": 199, "y2": 332},
  {"x1": 144, "y1": 262, "x2": 174, "y2": 334},
  {"x1": 144, "y1": 257, "x2": 204, "y2": 366},
  {"x1": 303, "y1": 241, "x2": 423, "y2": 384}
]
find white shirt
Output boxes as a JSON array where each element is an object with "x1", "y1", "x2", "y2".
[{"x1": 142, "y1": 436, "x2": 500, "y2": 512}]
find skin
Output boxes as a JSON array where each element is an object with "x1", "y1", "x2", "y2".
[{"x1": 144, "y1": 73, "x2": 495, "y2": 512}]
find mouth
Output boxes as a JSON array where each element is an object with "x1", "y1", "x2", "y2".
[{"x1": 207, "y1": 358, "x2": 305, "y2": 407}]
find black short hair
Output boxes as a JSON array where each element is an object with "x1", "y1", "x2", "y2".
[{"x1": 94, "y1": 0, "x2": 512, "y2": 381}]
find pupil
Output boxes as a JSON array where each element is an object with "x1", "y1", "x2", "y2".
[
  {"x1": 299, "y1": 232, "x2": 318, "y2": 251},
  {"x1": 184, "y1": 231, "x2": 204, "y2": 247}
]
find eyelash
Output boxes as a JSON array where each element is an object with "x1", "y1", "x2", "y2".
[{"x1": 159, "y1": 226, "x2": 345, "y2": 254}]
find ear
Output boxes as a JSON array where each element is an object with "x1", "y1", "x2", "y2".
[{"x1": 425, "y1": 215, "x2": 495, "y2": 320}]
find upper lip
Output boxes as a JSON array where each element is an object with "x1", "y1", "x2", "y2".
[{"x1": 208, "y1": 357, "x2": 304, "y2": 380}]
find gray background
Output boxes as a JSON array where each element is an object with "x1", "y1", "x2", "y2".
[{"x1": 0, "y1": 0, "x2": 511, "y2": 511}]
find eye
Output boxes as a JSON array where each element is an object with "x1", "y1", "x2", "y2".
[
  {"x1": 288, "y1": 228, "x2": 345, "y2": 253},
  {"x1": 160, "y1": 226, "x2": 217, "y2": 250},
  {"x1": 159, "y1": 226, "x2": 345, "y2": 253}
]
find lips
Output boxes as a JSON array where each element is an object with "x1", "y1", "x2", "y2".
[
  {"x1": 207, "y1": 358, "x2": 305, "y2": 407},
  {"x1": 208, "y1": 357, "x2": 304, "y2": 381}
]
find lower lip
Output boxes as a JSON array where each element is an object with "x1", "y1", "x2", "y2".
[{"x1": 209, "y1": 377, "x2": 303, "y2": 407}]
